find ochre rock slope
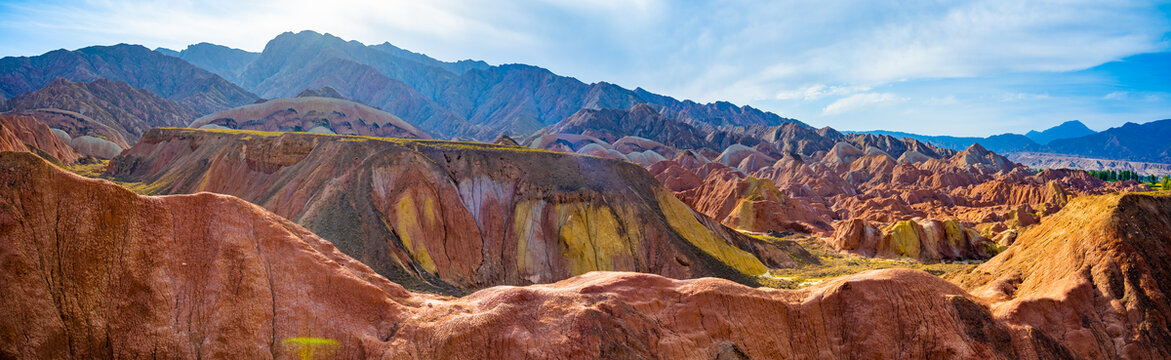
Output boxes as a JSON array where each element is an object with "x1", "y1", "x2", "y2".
[
  {"x1": 954, "y1": 191, "x2": 1171, "y2": 359},
  {"x1": 188, "y1": 96, "x2": 430, "y2": 139},
  {"x1": 0, "y1": 115, "x2": 79, "y2": 163},
  {"x1": 0, "y1": 151, "x2": 413, "y2": 359},
  {"x1": 107, "y1": 128, "x2": 789, "y2": 294},
  {"x1": 6, "y1": 152, "x2": 1167, "y2": 359}
]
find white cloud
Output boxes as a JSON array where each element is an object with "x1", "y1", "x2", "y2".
[
  {"x1": 822, "y1": 92, "x2": 905, "y2": 115},
  {"x1": 1, "y1": 0, "x2": 1168, "y2": 135},
  {"x1": 775, "y1": 84, "x2": 871, "y2": 101},
  {"x1": 1103, "y1": 91, "x2": 1128, "y2": 100},
  {"x1": 1000, "y1": 92, "x2": 1051, "y2": 101}
]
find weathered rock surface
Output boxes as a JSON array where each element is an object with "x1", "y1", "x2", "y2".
[
  {"x1": 0, "y1": 151, "x2": 417, "y2": 359},
  {"x1": 6, "y1": 151, "x2": 1171, "y2": 359},
  {"x1": 108, "y1": 128, "x2": 792, "y2": 294},
  {"x1": 0, "y1": 115, "x2": 79, "y2": 163},
  {"x1": 829, "y1": 218, "x2": 999, "y2": 262},
  {"x1": 188, "y1": 97, "x2": 430, "y2": 139},
  {"x1": 954, "y1": 192, "x2": 1171, "y2": 359}
]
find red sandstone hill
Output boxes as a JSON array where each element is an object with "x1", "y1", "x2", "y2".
[
  {"x1": 5, "y1": 151, "x2": 1169, "y2": 359},
  {"x1": 188, "y1": 96, "x2": 430, "y2": 139},
  {"x1": 0, "y1": 115, "x2": 79, "y2": 163},
  {"x1": 106, "y1": 128, "x2": 797, "y2": 294}
]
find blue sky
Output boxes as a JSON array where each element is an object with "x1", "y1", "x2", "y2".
[{"x1": 1, "y1": 0, "x2": 1169, "y2": 136}]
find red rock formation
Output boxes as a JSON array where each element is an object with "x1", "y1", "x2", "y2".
[
  {"x1": 108, "y1": 128, "x2": 793, "y2": 294},
  {"x1": 0, "y1": 115, "x2": 80, "y2": 163},
  {"x1": 0, "y1": 151, "x2": 409, "y2": 358},
  {"x1": 830, "y1": 217, "x2": 998, "y2": 262},
  {"x1": 654, "y1": 160, "x2": 832, "y2": 234},
  {"x1": 6, "y1": 151, "x2": 1170, "y2": 358},
  {"x1": 955, "y1": 192, "x2": 1171, "y2": 359}
]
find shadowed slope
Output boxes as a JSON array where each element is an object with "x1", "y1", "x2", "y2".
[
  {"x1": 0, "y1": 44, "x2": 257, "y2": 114},
  {"x1": 2, "y1": 78, "x2": 194, "y2": 151}
]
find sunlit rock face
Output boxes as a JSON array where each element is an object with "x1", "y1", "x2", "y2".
[
  {"x1": 106, "y1": 128, "x2": 795, "y2": 294},
  {"x1": 8, "y1": 152, "x2": 1171, "y2": 359},
  {"x1": 0, "y1": 115, "x2": 79, "y2": 163}
]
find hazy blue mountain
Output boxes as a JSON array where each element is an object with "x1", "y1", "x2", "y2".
[
  {"x1": 1025, "y1": 120, "x2": 1095, "y2": 145},
  {"x1": 154, "y1": 47, "x2": 180, "y2": 57},
  {"x1": 0, "y1": 44, "x2": 257, "y2": 115},
  {"x1": 369, "y1": 42, "x2": 489, "y2": 75},
  {"x1": 162, "y1": 43, "x2": 260, "y2": 84},
  {"x1": 1047, "y1": 119, "x2": 1171, "y2": 163},
  {"x1": 184, "y1": 30, "x2": 803, "y2": 139},
  {"x1": 852, "y1": 130, "x2": 1043, "y2": 154}
]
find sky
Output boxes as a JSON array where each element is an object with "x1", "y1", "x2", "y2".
[{"x1": 1, "y1": 0, "x2": 1169, "y2": 136}]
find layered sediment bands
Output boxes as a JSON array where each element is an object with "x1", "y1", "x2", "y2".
[
  {"x1": 108, "y1": 128, "x2": 783, "y2": 294},
  {"x1": 0, "y1": 115, "x2": 79, "y2": 163},
  {"x1": 0, "y1": 151, "x2": 412, "y2": 359},
  {"x1": 8, "y1": 153, "x2": 1171, "y2": 359},
  {"x1": 188, "y1": 96, "x2": 430, "y2": 140},
  {"x1": 830, "y1": 218, "x2": 999, "y2": 262},
  {"x1": 954, "y1": 192, "x2": 1171, "y2": 359}
]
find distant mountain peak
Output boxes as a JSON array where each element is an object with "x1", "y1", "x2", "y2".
[{"x1": 1025, "y1": 120, "x2": 1095, "y2": 145}]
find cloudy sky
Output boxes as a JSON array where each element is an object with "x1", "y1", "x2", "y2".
[{"x1": 1, "y1": 0, "x2": 1169, "y2": 136}]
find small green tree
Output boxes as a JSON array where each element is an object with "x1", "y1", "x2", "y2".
[{"x1": 1162, "y1": 175, "x2": 1171, "y2": 190}]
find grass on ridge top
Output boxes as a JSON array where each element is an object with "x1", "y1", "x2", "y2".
[
  {"x1": 168, "y1": 127, "x2": 556, "y2": 154},
  {"x1": 63, "y1": 159, "x2": 166, "y2": 195},
  {"x1": 744, "y1": 231, "x2": 978, "y2": 289}
]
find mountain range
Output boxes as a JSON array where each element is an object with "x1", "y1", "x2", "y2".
[
  {"x1": 857, "y1": 119, "x2": 1171, "y2": 166},
  {"x1": 159, "y1": 30, "x2": 800, "y2": 140},
  {"x1": 0, "y1": 44, "x2": 257, "y2": 114}
]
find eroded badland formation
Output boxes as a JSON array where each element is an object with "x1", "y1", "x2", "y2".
[{"x1": 2, "y1": 31, "x2": 1170, "y2": 359}]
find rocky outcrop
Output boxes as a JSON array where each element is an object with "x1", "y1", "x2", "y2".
[
  {"x1": 7, "y1": 151, "x2": 1171, "y2": 359},
  {"x1": 108, "y1": 128, "x2": 794, "y2": 294},
  {"x1": 188, "y1": 96, "x2": 430, "y2": 139},
  {"x1": 651, "y1": 160, "x2": 832, "y2": 235},
  {"x1": 0, "y1": 115, "x2": 80, "y2": 163},
  {"x1": 0, "y1": 151, "x2": 422, "y2": 359},
  {"x1": 830, "y1": 218, "x2": 999, "y2": 262},
  {"x1": 954, "y1": 192, "x2": 1171, "y2": 358}
]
